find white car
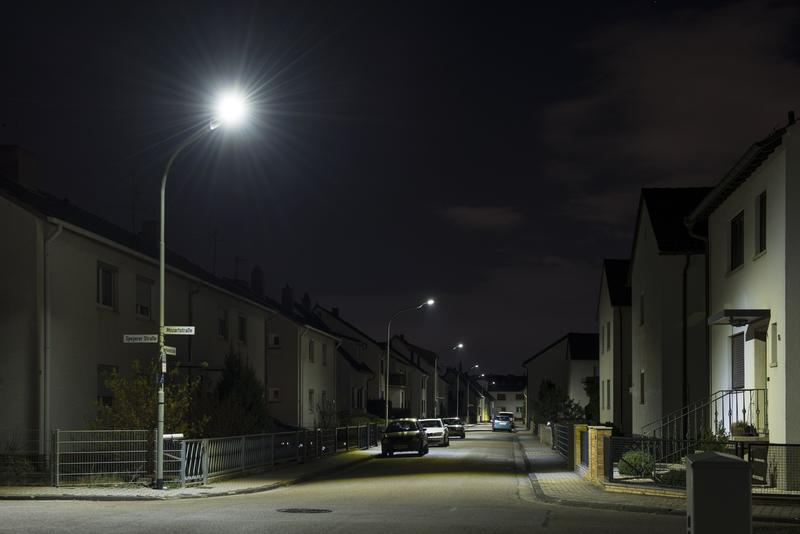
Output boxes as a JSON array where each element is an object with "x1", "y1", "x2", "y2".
[{"x1": 418, "y1": 418, "x2": 450, "y2": 447}]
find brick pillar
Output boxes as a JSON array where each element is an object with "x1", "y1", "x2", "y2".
[{"x1": 588, "y1": 426, "x2": 613, "y2": 483}]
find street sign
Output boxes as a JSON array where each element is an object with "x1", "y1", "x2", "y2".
[
  {"x1": 163, "y1": 326, "x2": 195, "y2": 335},
  {"x1": 123, "y1": 334, "x2": 158, "y2": 344},
  {"x1": 164, "y1": 346, "x2": 177, "y2": 356}
]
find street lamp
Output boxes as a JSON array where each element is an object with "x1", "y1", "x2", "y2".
[
  {"x1": 452, "y1": 343, "x2": 464, "y2": 419},
  {"x1": 155, "y1": 90, "x2": 248, "y2": 489},
  {"x1": 385, "y1": 299, "x2": 435, "y2": 428}
]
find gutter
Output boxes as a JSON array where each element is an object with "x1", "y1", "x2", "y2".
[{"x1": 40, "y1": 221, "x2": 63, "y2": 456}]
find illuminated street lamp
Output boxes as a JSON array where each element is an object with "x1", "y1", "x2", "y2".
[
  {"x1": 452, "y1": 343, "x2": 464, "y2": 419},
  {"x1": 155, "y1": 90, "x2": 248, "y2": 489},
  {"x1": 385, "y1": 299, "x2": 435, "y2": 428}
]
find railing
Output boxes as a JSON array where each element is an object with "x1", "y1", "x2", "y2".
[
  {"x1": 553, "y1": 424, "x2": 571, "y2": 460},
  {"x1": 747, "y1": 442, "x2": 800, "y2": 496},
  {"x1": 0, "y1": 428, "x2": 48, "y2": 484},
  {"x1": 641, "y1": 389, "x2": 767, "y2": 442},
  {"x1": 51, "y1": 424, "x2": 379, "y2": 487}
]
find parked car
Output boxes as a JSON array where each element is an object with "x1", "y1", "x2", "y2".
[
  {"x1": 381, "y1": 418, "x2": 429, "y2": 457},
  {"x1": 492, "y1": 414, "x2": 513, "y2": 432},
  {"x1": 442, "y1": 417, "x2": 465, "y2": 438},
  {"x1": 497, "y1": 411, "x2": 516, "y2": 429},
  {"x1": 418, "y1": 418, "x2": 450, "y2": 447}
]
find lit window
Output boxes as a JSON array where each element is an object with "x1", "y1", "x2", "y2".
[
  {"x1": 96, "y1": 262, "x2": 118, "y2": 309},
  {"x1": 135, "y1": 277, "x2": 152, "y2": 318},
  {"x1": 730, "y1": 211, "x2": 744, "y2": 270}
]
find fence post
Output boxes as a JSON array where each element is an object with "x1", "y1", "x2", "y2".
[
  {"x1": 201, "y1": 439, "x2": 209, "y2": 486},
  {"x1": 180, "y1": 440, "x2": 187, "y2": 487},
  {"x1": 240, "y1": 436, "x2": 246, "y2": 473},
  {"x1": 270, "y1": 433, "x2": 275, "y2": 467},
  {"x1": 52, "y1": 429, "x2": 60, "y2": 487}
]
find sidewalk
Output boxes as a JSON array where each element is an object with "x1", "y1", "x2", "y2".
[
  {"x1": 516, "y1": 431, "x2": 800, "y2": 524},
  {"x1": 0, "y1": 447, "x2": 375, "y2": 501}
]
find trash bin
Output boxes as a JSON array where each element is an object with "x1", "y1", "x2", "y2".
[{"x1": 687, "y1": 451, "x2": 751, "y2": 534}]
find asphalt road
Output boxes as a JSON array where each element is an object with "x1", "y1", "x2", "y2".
[{"x1": 2, "y1": 429, "x2": 798, "y2": 533}]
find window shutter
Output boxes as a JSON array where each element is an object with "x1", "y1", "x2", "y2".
[{"x1": 731, "y1": 333, "x2": 745, "y2": 389}]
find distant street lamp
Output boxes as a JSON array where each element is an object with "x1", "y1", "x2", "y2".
[
  {"x1": 384, "y1": 299, "x2": 435, "y2": 428},
  {"x1": 155, "y1": 90, "x2": 248, "y2": 489},
  {"x1": 451, "y1": 343, "x2": 464, "y2": 419}
]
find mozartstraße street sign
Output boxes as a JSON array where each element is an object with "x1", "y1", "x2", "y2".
[{"x1": 162, "y1": 326, "x2": 195, "y2": 335}]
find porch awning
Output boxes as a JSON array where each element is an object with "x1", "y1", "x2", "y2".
[{"x1": 707, "y1": 309, "x2": 770, "y2": 327}]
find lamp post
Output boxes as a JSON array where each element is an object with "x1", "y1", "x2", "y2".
[
  {"x1": 385, "y1": 299, "x2": 435, "y2": 428},
  {"x1": 452, "y1": 343, "x2": 464, "y2": 419},
  {"x1": 155, "y1": 90, "x2": 247, "y2": 489},
  {"x1": 463, "y1": 363, "x2": 479, "y2": 423}
]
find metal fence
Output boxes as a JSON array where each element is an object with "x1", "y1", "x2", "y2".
[
  {"x1": 747, "y1": 443, "x2": 800, "y2": 496},
  {"x1": 51, "y1": 424, "x2": 379, "y2": 487},
  {"x1": 0, "y1": 429, "x2": 48, "y2": 484},
  {"x1": 553, "y1": 424, "x2": 571, "y2": 460},
  {"x1": 52, "y1": 430, "x2": 151, "y2": 486}
]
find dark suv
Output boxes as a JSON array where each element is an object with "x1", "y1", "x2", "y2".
[
  {"x1": 381, "y1": 418, "x2": 429, "y2": 457},
  {"x1": 442, "y1": 417, "x2": 465, "y2": 438}
]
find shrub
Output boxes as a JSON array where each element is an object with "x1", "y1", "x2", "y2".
[
  {"x1": 657, "y1": 468, "x2": 686, "y2": 487},
  {"x1": 730, "y1": 421, "x2": 758, "y2": 437},
  {"x1": 618, "y1": 450, "x2": 655, "y2": 477}
]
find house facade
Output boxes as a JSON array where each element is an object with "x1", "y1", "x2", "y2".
[
  {"x1": 597, "y1": 259, "x2": 632, "y2": 435},
  {"x1": 629, "y1": 188, "x2": 709, "y2": 436},
  {"x1": 485, "y1": 374, "x2": 527, "y2": 422},
  {"x1": 522, "y1": 333, "x2": 598, "y2": 427},
  {"x1": 687, "y1": 115, "x2": 800, "y2": 444}
]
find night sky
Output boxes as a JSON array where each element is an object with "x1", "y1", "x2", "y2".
[{"x1": 4, "y1": 1, "x2": 799, "y2": 373}]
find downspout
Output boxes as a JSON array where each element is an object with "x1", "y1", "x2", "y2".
[
  {"x1": 687, "y1": 218, "x2": 710, "y2": 436},
  {"x1": 41, "y1": 221, "x2": 63, "y2": 456},
  {"x1": 616, "y1": 305, "x2": 623, "y2": 434},
  {"x1": 682, "y1": 254, "x2": 690, "y2": 420}
]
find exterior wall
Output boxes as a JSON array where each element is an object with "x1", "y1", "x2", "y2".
[
  {"x1": 0, "y1": 197, "x2": 42, "y2": 434},
  {"x1": 299, "y1": 330, "x2": 337, "y2": 429},
  {"x1": 266, "y1": 314, "x2": 300, "y2": 427},
  {"x1": 598, "y1": 274, "x2": 633, "y2": 434},
  {"x1": 708, "y1": 142, "x2": 788, "y2": 441},
  {"x1": 785, "y1": 125, "x2": 800, "y2": 444},
  {"x1": 491, "y1": 390, "x2": 526, "y2": 420},
  {"x1": 524, "y1": 338, "x2": 569, "y2": 426},
  {"x1": 631, "y1": 205, "x2": 707, "y2": 435},
  {"x1": 567, "y1": 360, "x2": 596, "y2": 407}
]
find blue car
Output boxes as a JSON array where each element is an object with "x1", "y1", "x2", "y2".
[{"x1": 492, "y1": 414, "x2": 513, "y2": 432}]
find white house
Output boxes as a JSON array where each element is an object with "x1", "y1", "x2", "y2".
[
  {"x1": 686, "y1": 113, "x2": 800, "y2": 445},
  {"x1": 597, "y1": 258, "x2": 632, "y2": 435},
  {"x1": 485, "y1": 374, "x2": 526, "y2": 422},
  {"x1": 629, "y1": 188, "x2": 709, "y2": 436},
  {"x1": 522, "y1": 333, "x2": 598, "y2": 427}
]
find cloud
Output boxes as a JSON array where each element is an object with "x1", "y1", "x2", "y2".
[
  {"x1": 543, "y1": 1, "x2": 800, "y2": 222},
  {"x1": 440, "y1": 205, "x2": 525, "y2": 230}
]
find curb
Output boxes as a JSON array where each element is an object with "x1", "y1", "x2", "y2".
[{"x1": 0, "y1": 450, "x2": 376, "y2": 502}]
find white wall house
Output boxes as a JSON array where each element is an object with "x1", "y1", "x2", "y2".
[
  {"x1": 687, "y1": 115, "x2": 800, "y2": 444},
  {"x1": 522, "y1": 333, "x2": 598, "y2": 427},
  {"x1": 629, "y1": 188, "x2": 709, "y2": 436},
  {"x1": 0, "y1": 170, "x2": 285, "y2": 445},
  {"x1": 485, "y1": 374, "x2": 526, "y2": 422},
  {"x1": 597, "y1": 259, "x2": 632, "y2": 435},
  {"x1": 392, "y1": 335, "x2": 441, "y2": 418}
]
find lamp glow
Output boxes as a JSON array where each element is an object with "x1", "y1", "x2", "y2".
[
  {"x1": 214, "y1": 91, "x2": 247, "y2": 128},
  {"x1": 426, "y1": 298, "x2": 435, "y2": 306}
]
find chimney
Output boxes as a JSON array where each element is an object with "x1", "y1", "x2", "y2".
[
  {"x1": 331, "y1": 307, "x2": 340, "y2": 317},
  {"x1": 281, "y1": 284, "x2": 294, "y2": 310},
  {"x1": 0, "y1": 146, "x2": 37, "y2": 187},
  {"x1": 250, "y1": 266, "x2": 264, "y2": 298},
  {"x1": 789, "y1": 110, "x2": 796, "y2": 126},
  {"x1": 139, "y1": 220, "x2": 158, "y2": 248},
  {"x1": 301, "y1": 292, "x2": 311, "y2": 311}
]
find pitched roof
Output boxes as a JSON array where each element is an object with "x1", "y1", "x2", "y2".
[
  {"x1": 522, "y1": 332, "x2": 598, "y2": 366},
  {"x1": 337, "y1": 345, "x2": 373, "y2": 375},
  {"x1": 485, "y1": 374, "x2": 526, "y2": 392},
  {"x1": 393, "y1": 335, "x2": 439, "y2": 367},
  {"x1": 603, "y1": 259, "x2": 631, "y2": 307},
  {"x1": 641, "y1": 188, "x2": 711, "y2": 254},
  {"x1": 688, "y1": 121, "x2": 790, "y2": 226}
]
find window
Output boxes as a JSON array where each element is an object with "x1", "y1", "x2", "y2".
[
  {"x1": 497, "y1": 393, "x2": 506, "y2": 401},
  {"x1": 97, "y1": 364, "x2": 117, "y2": 407},
  {"x1": 516, "y1": 406, "x2": 523, "y2": 414},
  {"x1": 269, "y1": 334, "x2": 281, "y2": 347},
  {"x1": 756, "y1": 191, "x2": 767, "y2": 254},
  {"x1": 601, "y1": 382, "x2": 604, "y2": 409},
  {"x1": 357, "y1": 387, "x2": 363, "y2": 409},
  {"x1": 380, "y1": 359, "x2": 385, "y2": 376},
  {"x1": 515, "y1": 393, "x2": 524, "y2": 400},
  {"x1": 322, "y1": 344, "x2": 327, "y2": 366},
  {"x1": 731, "y1": 333, "x2": 744, "y2": 389},
  {"x1": 639, "y1": 293, "x2": 645, "y2": 326},
  {"x1": 217, "y1": 309, "x2": 228, "y2": 339},
  {"x1": 770, "y1": 323, "x2": 778, "y2": 367},
  {"x1": 308, "y1": 339, "x2": 315, "y2": 363},
  {"x1": 730, "y1": 211, "x2": 744, "y2": 271},
  {"x1": 499, "y1": 406, "x2": 506, "y2": 412},
  {"x1": 606, "y1": 379, "x2": 611, "y2": 410},
  {"x1": 308, "y1": 389, "x2": 315, "y2": 412},
  {"x1": 421, "y1": 398, "x2": 426, "y2": 414},
  {"x1": 96, "y1": 262, "x2": 118, "y2": 309},
  {"x1": 135, "y1": 277, "x2": 152, "y2": 318},
  {"x1": 421, "y1": 377, "x2": 425, "y2": 390},
  {"x1": 237, "y1": 315, "x2": 247, "y2": 344},
  {"x1": 639, "y1": 371, "x2": 645, "y2": 405},
  {"x1": 352, "y1": 387, "x2": 358, "y2": 409},
  {"x1": 399, "y1": 390, "x2": 406, "y2": 409},
  {"x1": 321, "y1": 390, "x2": 327, "y2": 407},
  {"x1": 268, "y1": 388, "x2": 280, "y2": 402},
  {"x1": 600, "y1": 328, "x2": 604, "y2": 354},
  {"x1": 606, "y1": 322, "x2": 611, "y2": 350}
]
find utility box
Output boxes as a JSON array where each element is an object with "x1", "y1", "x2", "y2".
[{"x1": 687, "y1": 451, "x2": 751, "y2": 534}]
